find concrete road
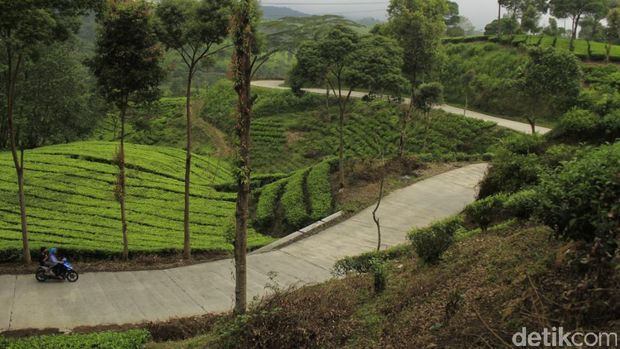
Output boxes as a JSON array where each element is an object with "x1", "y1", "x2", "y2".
[
  {"x1": 0, "y1": 164, "x2": 487, "y2": 331},
  {"x1": 251, "y1": 80, "x2": 551, "y2": 135}
]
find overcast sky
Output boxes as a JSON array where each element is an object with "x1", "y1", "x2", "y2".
[{"x1": 260, "y1": 0, "x2": 501, "y2": 29}]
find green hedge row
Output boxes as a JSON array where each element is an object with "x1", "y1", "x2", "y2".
[
  {"x1": 306, "y1": 161, "x2": 333, "y2": 221},
  {"x1": 281, "y1": 169, "x2": 311, "y2": 229},
  {"x1": 1, "y1": 330, "x2": 150, "y2": 349},
  {"x1": 255, "y1": 179, "x2": 287, "y2": 231}
]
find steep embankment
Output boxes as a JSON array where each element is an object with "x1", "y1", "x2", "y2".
[{"x1": 0, "y1": 141, "x2": 273, "y2": 259}]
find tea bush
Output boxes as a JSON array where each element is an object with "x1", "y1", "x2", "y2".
[
  {"x1": 408, "y1": 216, "x2": 464, "y2": 264},
  {"x1": 306, "y1": 161, "x2": 333, "y2": 221},
  {"x1": 1, "y1": 330, "x2": 150, "y2": 349},
  {"x1": 464, "y1": 193, "x2": 509, "y2": 232},
  {"x1": 281, "y1": 169, "x2": 311, "y2": 230},
  {"x1": 504, "y1": 189, "x2": 539, "y2": 220},
  {"x1": 537, "y1": 142, "x2": 620, "y2": 241}
]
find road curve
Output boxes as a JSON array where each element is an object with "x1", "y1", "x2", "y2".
[
  {"x1": 0, "y1": 163, "x2": 488, "y2": 331},
  {"x1": 251, "y1": 80, "x2": 551, "y2": 135}
]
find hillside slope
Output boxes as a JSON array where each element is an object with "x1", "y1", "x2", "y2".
[{"x1": 0, "y1": 142, "x2": 273, "y2": 260}]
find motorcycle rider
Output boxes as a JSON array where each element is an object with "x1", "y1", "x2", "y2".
[
  {"x1": 38, "y1": 247, "x2": 48, "y2": 267},
  {"x1": 47, "y1": 247, "x2": 65, "y2": 277}
]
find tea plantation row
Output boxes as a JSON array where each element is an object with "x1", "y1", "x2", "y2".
[{"x1": 0, "y1": 142, "x2": 273, "y2": 260}]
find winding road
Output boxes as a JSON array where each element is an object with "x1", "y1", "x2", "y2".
[
  {"x1": 0, "y1": 84, "x2": 546, "y2": 331},
  {"x1": 1, "y1": 164, "x2": 488, "y2": 331},
  {"x1": 251, "y1": 80, "x2": 551, "y2": 135}
]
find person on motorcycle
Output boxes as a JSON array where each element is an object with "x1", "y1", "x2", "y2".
[
  {"x1": 38, "y1": 247, "x2": 48, "y2": 267},
  {"x1": 48, "y1": 247, "x2": 65, "y2": 277}
]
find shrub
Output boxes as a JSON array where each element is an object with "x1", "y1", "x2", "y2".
[
  {"x1": 1, "y1": 330, "x2": 150, "y2": 349},
  {"x1": 255, "y1": 179, "x2": 287, "y2": 231},
  {"x1": 504, "y1": 189, "x2": 539, "y2": 220},
  {"x1": 537, "y1": 142, "x2": 620, "y2": 241},
  {"x1": 332, "y1": 245, "x2": 410, "y2": 276},
  {"x1": 478, "y1": 149, "x2": 542, "y2": 197},
  {"x1": 500, "y1": 133, "x2": 545, "y2": 155},
  {"x1": 541, "y1": 144, "x2": 580, "y2": 168},
  {"x1": 280, "y1": 169, "x2": 311, "y2": 231},
  {"x1": 549, "y1": 109, "x2": 602, "y2": 143},
  {"x1": 408, "y1": 216, "x2": 463, "y2": 264},
  {"x1": 602, "y1": 110, "x2": 620, "y2": 142},
  {"x1": 306, "y1": 161, "x2": 333, "y2": 221},
  {"x1": 464, "y1": 193, "x2": 508, "y2": 232}
]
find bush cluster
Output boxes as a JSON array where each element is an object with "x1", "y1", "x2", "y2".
[
  {"x1": 408, "y1": 216, "x2": 463, "y2": 264},
  {"x1": 306, "y1": 161, "x2": 333, "y2": 221},
  {"x1": 549, "y1": 108, "x2": 620, "y2": 144},
  {"x1": 254, "y1": 179, "x2": 287, "y2": 232},
  {"x1": 1, "y1": 330, "x2": 150, "y2": 349},
  {"x1": 537, "y1": 142, "x2": 620, "y2": 241},
  {"x1": 281, "y1": 169, "x2": 311, "y2": 230}
]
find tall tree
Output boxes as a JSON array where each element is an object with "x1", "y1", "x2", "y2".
[
  {"x1": 605, "y1": 7, "x2": 620, "y2": 61},
  {"x1": 230, "y1": 0, "x2": 259, "y2": 316},
  {"x1": 11, "y1": 41, "x2": 104, "y2": 150},
  {"x1": 89, "y1": 0, "x2": 165, "y2": 261},
  {"x1": 549, "y1": 0, "x2": 608, "y2": 51},
  {"x1": 155, "y1": 0, "x2": 231, "y2": 260},
  {"x1": 0, "y1": 0, "x2": 96, "y2": 263},
  {"x1": 292, "y1": 29, "x2": 405, "y2": 189},
  {"x1": 386, "y1": 0, "x2": 448, "y2": 158},
  {"x1": 521, "y1": 4, "x2": 542, "y2": 34},
  {"x1": 518, "y1": 47, "x2": 582, "y2": 133}
]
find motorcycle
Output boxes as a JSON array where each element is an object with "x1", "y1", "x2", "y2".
[{"x1": 35, "y1": 259, "x2": 79, "y2": 282}]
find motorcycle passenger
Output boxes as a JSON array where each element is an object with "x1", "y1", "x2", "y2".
[
  {"x1": 38, "y1": 247, "x2": 48, "y2": 267},
  {"x1": 48, "y1": 247, "x2": 65, "y2": 277}
]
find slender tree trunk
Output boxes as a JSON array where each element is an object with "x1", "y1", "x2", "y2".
[
  {"x1": 527, "y1": 116, "x2": 536, "y2": 134},
  {"x1": 338, "y1": 102, "x2": 345, "y2": 190},
  {"x1": 372, "y1": 168, "x2": 385, "y2": 252},
  {"x1": 497, "y1": 3, "x2": 502, "y2": 37},
  {"x1": 606, "y1": 43, "x2": 611, "y2": 62},
  {"x1": 6, "y1": 52, "x2": 30, "y2": 264},
  {"x1": 232, "y1": 0, "x2": 253, "y2": 315},
  {"x1": 325, "y1": 85, "x2": 330, "y2": 122},
  {"x1": 570, "y1": 15, "x2": 580, "y2": 52},
  {"x1": 119, "y1": 103, "x2": 129, "y2": 261},
  {"x1": 183, "y1": 66, "x2": 194, "y2": 260},
  {"x1": 464, "y1": 93, "x2": 468, "y2": 116},
  {"x1": 399, "y1": 89, "x2": 415, "y2": 159}
]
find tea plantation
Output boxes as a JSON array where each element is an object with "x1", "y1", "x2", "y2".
[{"x1": 0, "y1": 141, "x2": 273, "y2": 259}]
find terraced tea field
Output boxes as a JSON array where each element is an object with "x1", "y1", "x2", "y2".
[{"x1": 0, "y1": 142, "x2": 273, "y2": 259}]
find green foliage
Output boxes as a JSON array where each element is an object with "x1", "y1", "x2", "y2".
[
  {"x1": 439, "y1": 42, "x2": 527, "y2": 117},
  {"x1": 549, "y1": 109, "x2": 601, "y2": 142},
  {"x1": 518, "y1": 47, "x2": 582, "y2": 127},
  {"x1": 88, "y1": 0, "x2": 165, "y2": 108},
  {"x1": 0, "y1": 142, "x2": 274, "y2": 259},
  {"x1": 201, "y1": 80, "x2": 238, "y2": 133},
  {"x1": 501, "y1": 134, "x2": 545, "y2": 155},
  {"x1": 1, "y1": 330, "x2": 150, "y2": 349},
  {"x1": 333, "y1": 245, "x2": 410, "y2": 276},
  {"x1": 408, "y1": 216, "x2": 463, "y2": 263},
  {"x1": 281, "y1": 169, "x2": 311, "y2": 230},
  {"x1": 464, "y1": 194, "x2": 508, "y2": 232},
  {"x1": 255, "y1": 179, "x2": 286, "y2": 231},
  {"x1": 387, "y1": 0, "x2": 448, "y2": 83},
  {"x1": 414, "y1": 82, "x2": 444, "y2": 113},
  {"x1": 370, "y1": 258, "x2": 386, "y2": 294},
  {"x1": 537, "y1": 142, "x2": 620, "y2": 241},
  {"x1": 478, "y1": 148, "x2": 542, "y2": 198},
  {"x1": 306, "y1": 161, "x2": 333, "y2": 221},
  {"x1": 504, "y1": 189, "x2": 540, "y2": 220},
  {"x1": 549, "y1": 108, "x2": 620, "y2": 144}
]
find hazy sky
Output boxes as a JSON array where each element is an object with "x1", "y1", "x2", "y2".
[{"x1": 260, "y1": 0, "x2": 501, "y2": 29}]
